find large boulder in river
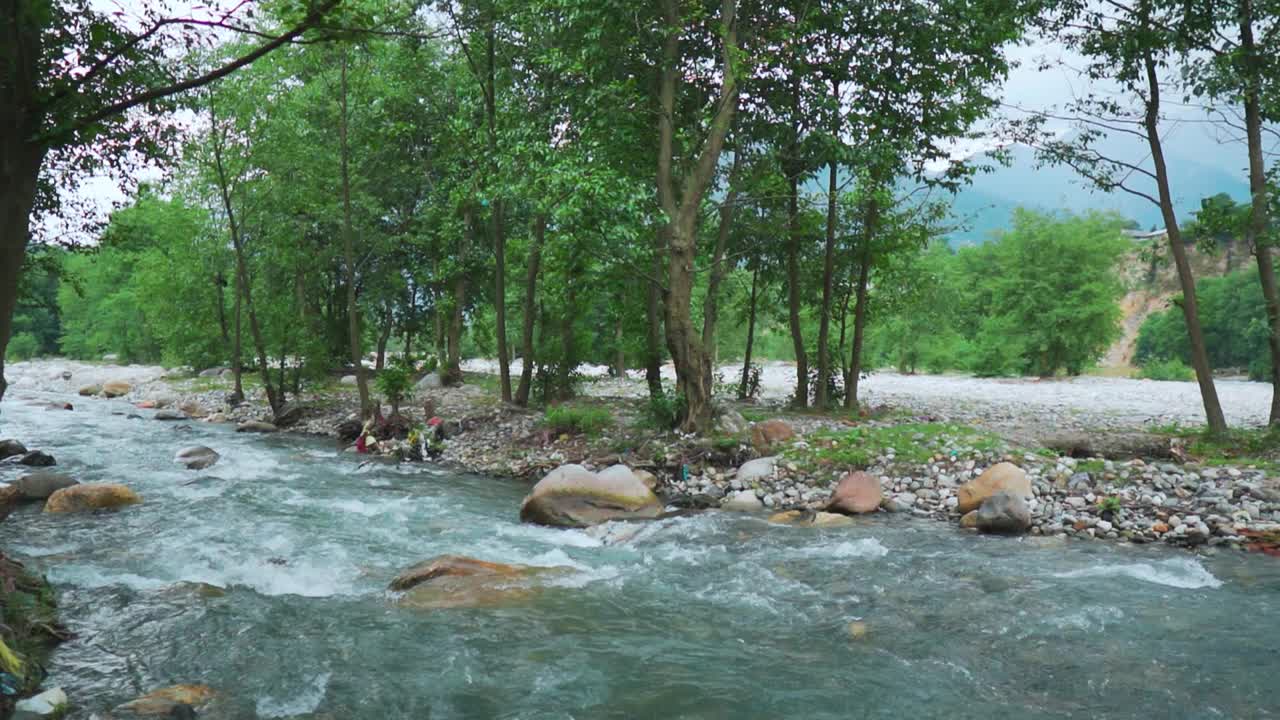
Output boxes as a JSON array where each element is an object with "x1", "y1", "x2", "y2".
[
  {"x1": 0, "y1": 439, "x2": 27, "y2": 460},
  {"x1": 391, "y1": 555, "x2": 566, "y2": 610},
  {"x1": 113, "y1": 684, "x2": 216, "y2": 716},
  {"x1": 102, "y1": 380, "x2": 132, "y2": 398},
  {"x1": 519, "y1": 463, "x2": 662, "y2": 528},
  {"x1": 44, "y1": 483, "x2": 141, "y2": 513},
  {"x1": 78, "y1": 384, "x2": 102, "y2": 397},
  {"x1": 16, "y1": 472, "x2": 78, "y2": 500},
  {"x1": 273, "y1": 403, "x2": 309, "y2": 428},
  {"x1": 153, "y1": 410, "x2": 187, "y2": 421},
  {"x1": 174, "y1": 446, "x2": 220, "y2": 470},
  {"x1": 826, "y1": 471, "x2": 882, "y2": 515},
  {"x1": 768, "y1": 510, "x2": 854, "y2": 528},
  {"x1": 972, "y1": 491, "x2": 1031, "y2": 535},
  {"x1": 956, "y1": 462, "x2": 1031, "y2": 514},
  {"x1": 750, "y1": 419, "x2": 795, "y2": 453},
  {"x1": 2, "y1": 450, "x2": 55, "y2": 467}
]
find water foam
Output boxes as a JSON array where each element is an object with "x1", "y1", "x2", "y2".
[
  {"x1": 255, "y1": 671, "x2": 331, "y2": 718},
  {"x1": 1053, "y1": 557, "x2": 1223, "y2": 589},
  {"x1": 792, "y1": 538, "x2": 889, "y2": 560}
]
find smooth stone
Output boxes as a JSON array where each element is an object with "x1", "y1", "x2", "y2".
[
  {"x1": 113, "y1": 685, "x2": 215, "y2": 716},
  {"x1": 15, "y1": 472, "x2": 79, "y2": 500},
  {"x1": 236, "y1": 421, "x2": 278, "y2": 434},
  {"x1": 957, "y1": 462, "x2": 1031, "y2": 514},
  {"x1": 13, "y1": 687, "x2": 67, "y2": 719},
  {"x1": 750, "y1": 419, "x2": 795, "y2": 453},
  {"x1": 736, "y1": 456, "x2": 777, "y2": 485},
  {"x1": 974, "y1": 491, "x2": 1032, "y2": 535},
  {"x1": 174, "y1": 446, "x2": 220, "y2": 470},
  {"x1": 0, "y1": 439, "x2": 28, "y2": 459},
  {"x1": 826, "y1": 470, "x2": 883, "y2": 515},
  {"x1": 519, "y1": 464, "x2": 662, "y2": 528},
  {"x1": 721, "y1": 490, "x2": 764, "y2": 512},
  {"x1": 101, "y1": 380, "x2": 132, "y2": 398},
  {"x1": 44, "y1": 483, "x2": 141, "y2": 513}
]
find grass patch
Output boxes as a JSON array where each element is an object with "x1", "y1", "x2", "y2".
[
  {"x1": 1075, "y1": 459, "x2": 1107, "y2": 474},
  {"x1": 543, "y1": 404, "x2": 614, "y2": 437},
  {"x1": 1137, "y1": 359, "x2": 1195, "y2": 382},
  {"x1": 783, "y1": 422, "x2": 1004, "y2": 472},
  {"x1": 1153, "y1": 424, "x2": 1280, "y2": 471}
]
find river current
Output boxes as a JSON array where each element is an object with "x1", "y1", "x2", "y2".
[{"x1": 2, "y1": 389, "x2": 1279, "y2": 719}]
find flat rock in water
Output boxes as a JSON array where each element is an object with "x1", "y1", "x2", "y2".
[
  {"x1": 13, "y1": 686, "x2": 67, "y2": 719},
  {"x1": 154, "y1": 410, "x2": 187, "y2": 421},
  {"x1": 174, "y1": 446, "x2": 220, "y2": 470},
  {"x1": 2, "y1": 450, "x2": 56, "y2": 467},
  {"x1": 44, "y1": 483, "x2": 141, "y2": 513},
  {"x1": 389, "y1": 555, "x2": 531, "y2": 591},
  {"x1": 768, "y1": 510, "x2": 854, "y2": 528},
  {"x1": 77, "y1": 384, "x2": 101, "y2": 396},
  {"x1": 391, "y1": 554, "x2": 568, "y2": 610},
  {"x1": 102, "y1": 380, "x2": 132, "y2": 398},
  {"x1": 114, "y1": 684, "x2": 216, "y2": 716},
  {"x1": 236, "y1": 421, "x2": 278, "y2": 434},
  {"x1": 974, "y1": 491, "x2": 1032, "y2": 535},
  {"x1": 519, "y1": 463, "x2": 662, "y2": 528}
]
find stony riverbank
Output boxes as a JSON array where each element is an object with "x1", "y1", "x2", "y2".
[{"x1": 5, "y1": 359, "x2": 1279, "y2": 556}]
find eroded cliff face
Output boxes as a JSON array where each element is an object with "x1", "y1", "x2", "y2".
[{"x1": 1103, "y1": 237, "x2": 1235, "y2": 371}]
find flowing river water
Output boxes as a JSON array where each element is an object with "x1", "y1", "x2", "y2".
[{"x1": 2, "y1": 389, "x2": 1280, "y2": 719}]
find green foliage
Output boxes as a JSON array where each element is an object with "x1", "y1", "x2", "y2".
[
  {"x1": 642, "y1": 390, "x2": 687, "y2": 431},
  {"x1": 1135, "y1": 265, "x2": 1274, "y2": 382},
  {"x1": 1096, "y1": 496, "x2": 1123, "y2": 514},
  {"x1": 375, "y1": 366, "x2": 412, "y2": 413},
  {"x1": 1137, "y1": 358, "x2": 1194, "y2": 382},
  {"x1": 5, "y1": 333, "x2": 39, "y2": 361},
  {"x1": 543, "y1": 404, "x2": 614, "y2": 436},
  {"x1": 869, "y1": 209, "x2": 1130, "y2": 377}
]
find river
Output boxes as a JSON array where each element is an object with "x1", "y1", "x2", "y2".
[{"x1": 2, "y1": 389, "x2": 1279, "y2": 719}]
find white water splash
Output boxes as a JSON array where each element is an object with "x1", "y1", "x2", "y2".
[
  {"x1": 256, "y1": 671, "x2": 331, "y2": 718},
  {"x1": 1053, "y1": 557, "x2": 1223, "y2": 589},
  {"x1": 794, "y1": 538, "x2": 890, "y2": 560}
]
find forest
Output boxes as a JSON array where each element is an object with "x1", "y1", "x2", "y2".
[{"x1": 3, "y1": 0, "x2": 1279, "y2": 435}]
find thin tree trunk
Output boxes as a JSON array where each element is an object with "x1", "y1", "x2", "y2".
[
  {"x1": 786, "y1": 172, "x2": 808, "y2": 407},
  {"x1": 214, "y1": 272, "x2": 230, "y2": 347},
  {"x1": 816, "y1": 79, "x2": 841, "y2": 409},
  {"x1": 646, "y1": 227, "x2": 666, "y2": 399},
  {"x1": 1239, "y1": 0, "x2": 1280, "y2": 425},
  {"x1": 558, "y1": 256, "x2": 579, "y2": 400},
  {"x1": 614, "y1": 308, "x2": 626, "y2": 378},
  {"x1": 738, "y1": 267, "x2": 759, "y2": 400},
  {"x1": 485, "y1": 24, "x2": 513, "y2": 403},
  {"x1": 1143, "y1": 53, "x2": 1227, "y2": 434},
  {"x1": 515, "y1": 214, "x2": 545, "y2": 406},
  {"x1": 702, "y1": 149, "x2": 741, "y2": 390},
  {"x1": 375, "y1": 306, "x2": 393, "y2": 370},
  {"x1": 845, "y1": 245, "x2": 872, "y2": 411},
  {"x1": 232, "y1": 263, "x2": 244, "y2": 403},
  {"x1": 445, "y1": 207, "x2": 473, "y2": 386},
  {"x1": 339, "y1": 52, "x2": 372, "y2": 419}
]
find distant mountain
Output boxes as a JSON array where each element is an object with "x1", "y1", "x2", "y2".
[{"x1": 941, "y1": 136, "x2": 1252, "y2": 245}]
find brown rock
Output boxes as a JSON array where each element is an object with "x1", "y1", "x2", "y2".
[
  {"x1": 826, "y1": 471, "x2": 882, "y2": 515},
  {"x1": 44, "y1": 483, "x2": 141, "y2": 513},
  {"x1": 960, "y1": 510, "x2": 979, "y2": 529},
  {"x1": 390, "y1": 555, "x2": 567, "y2": 610},
  {"x1": 956, "y1": 462, "x2": 1031, "y2": 514},
  {"x1": 102, "y1": 380, "x2": 132, "y2": 398},
  {"x1": 1152, "y1": 521, "x2": 1170, "y2": 534},
  {"x1": 114, "y1": 684, "x2": 215, "y2": 716},
  {"x1": 179, "y1": 400, "x2": 207, "y2": 419},
  {"x1": 751, "y1": 419, "x2": 796, "y2": 453},
  {"x1": 768, "y1": 510, "x2": 853, "y2": 527},
  {"x1": 78, "y1": 384, "x2": 102, "y2": 397}
]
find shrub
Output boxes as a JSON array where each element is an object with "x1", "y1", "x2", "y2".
[
  {"x1": 5, "y1": 332, "x2": 39, "y2": 361},
  {"x1": 1137, "y1": 358, "x2": 1194, "y2": 382},
  {"x1": 375, "y1": 366, "x2": 413, "y2": 414},
  {"x1": 643, "y1": 389, "x2": 686, "y2": 430},
  {"x1": 544, "y1": 405, "x2": 613, "y2": 436}
]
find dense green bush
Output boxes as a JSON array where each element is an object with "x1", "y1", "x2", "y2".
[
  {"x1": 4, "y1": 333, "x2": 40, "y2": 361},
  {"x1": 375, "y1": 366, "x2": 413, "y2": 414},
  {"x1": 544, "y1": 404, "x2": 614, "y2": 436},
  {"x1": 1135, "y1": 266, "x2": 1273, "y2": 381},
  {"x1": 1137, "y1": 358, "x2": 1195, "y2": 382}
]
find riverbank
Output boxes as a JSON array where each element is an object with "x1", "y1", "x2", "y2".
[{"x1": 5, "y1": 358, "x2": 1277, "y2": 555}]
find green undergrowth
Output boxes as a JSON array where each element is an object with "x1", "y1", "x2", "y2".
[
  {"x1": 783, "y1": 421, "x2": 1004, "y2": 473},
  {"x1": 543, "y1": 404, "x2": 615, "y2": 437},
  {"x1": 1074, "y1": 459, "x2": 1108, "y2": 474}
]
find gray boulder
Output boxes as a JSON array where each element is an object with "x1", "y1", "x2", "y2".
[
  {"x1": 520, "y1": 464, "x2": 662, "y2": 528},
  {"x1": 736, "y1": 456, "x2": 777, "y2": 485},
  {"x1": 154, "y1": 410, "x2": 188, "y2": 421},
  {"x1": 236, "y1": 420, "x2": 278, "y2": 434},
  {"x1": 16, "y1": 472, "x2": 79, "y2": 500},
  {"x1": 974, "y1": 491, "x2": 1032, "y2": 535},
  {"x1": 721, "y1": 490, "x2": 764, "y2": 512},
  {"x1": 415, "y1": 372, "x2": 443, "y2": 392},
  {"x1": 198, "y1": 367, "x2": 225, "y2": 378},
  {"x1": 2, "y1": 450, "x2": 56, "y2": 467},
  {"x1": 0, "y1": 439, "x2": 27, "y2": 460},
  {"x1": 174, "y1": 446, "x2": 220, "y2": 470}
]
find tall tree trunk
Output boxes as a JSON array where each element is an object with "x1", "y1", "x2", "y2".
[
  {"x1": 701, "y1": 149, "x2": 741, "y2": 391},
  {"x1": 558, "y1": 257, "x2": 579, "y2": 400},
  {"x1": 1239, "y1": 0, "x2": 1280, "y2": 425},
  {"x1": 1143, "y1": 54, "x2": 1228, "y2": 434},
  {"x1": 738, "y1": 268, "x2": 759, "y2": 400},
  {"x1": 445, "y1": 207, "x2": 473, "y2": 386},
  {"x1": 844, "y1": 245, "x2": 872, "y2": 411},
  {"x1": 645, "y1": 228, "x2": 666, "y2": 399},
  {"x1": 816, "y1": 79, "x2": 841, "y2": 409},
  {"x1": 615, "y1": 311, "x2": 626, "y2": 378},
  {"x1": 339, "y1": 52, "x2": 372, "y2": 419},
  {"x1": 515, "y1": 214, "x2": 545, "y2": 406},
  {"x1": 657, "y1": 0, "x2": 738, "y2": 433},
  {"x1": 375, "y1": 305, "x2": 393, "y2": 370},
  {"x1": 786, "y1": 172, "x2": 808, "y2": 408},
  {"x1": 232, "y1": 265, "x2": 244, "y2": 403},
  {"x1": 485, "y1": 22, "x2": 512, "y2": 403},
  {"x1": 0, "y1": 145, "x2": 44, "y2": 406},
  {"x1": 214, "y1": 272, "x2": 230, "y2": 347}
]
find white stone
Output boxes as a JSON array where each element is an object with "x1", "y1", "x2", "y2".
[
  {"x1": 14, "y1": 687, "x2": 67, "y2": 719},
  {"x1": 736, "y1": 457, "x2": 777, "y2": 485},
  {"x1": 1096, "y1": 520, "x2": 1114, "y2": 533},
  {"x1": 721, "y1": 490, "x2": 763, "y2": 512}
]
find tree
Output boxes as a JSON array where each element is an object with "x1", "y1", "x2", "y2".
[{"x1": 0, "y1": 0, "x2": 341, "y2": 404}]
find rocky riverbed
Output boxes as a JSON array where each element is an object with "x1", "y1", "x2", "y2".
[{"x1": 5, "y1": 358, "x2": 1278, "y2": 555}]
